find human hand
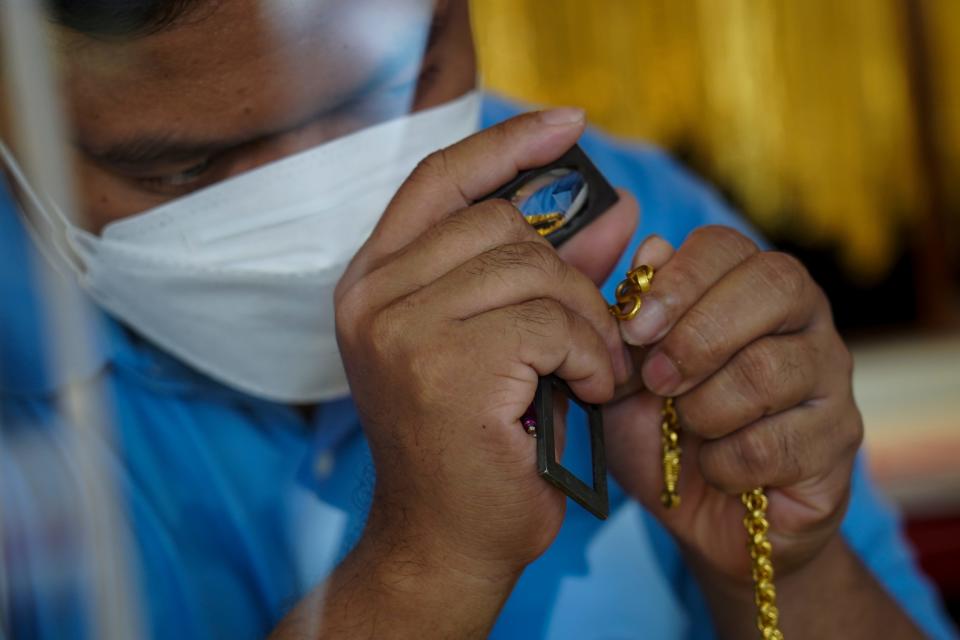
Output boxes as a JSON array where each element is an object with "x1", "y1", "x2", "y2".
[
  {"x1": 604, "y1": 227, "x2": 863, "y2": 583},
  {"x1": 334, "y1": 108, "x2": 638, "y2": 587}
]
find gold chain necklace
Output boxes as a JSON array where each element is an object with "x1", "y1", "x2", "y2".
[{"x1": 610, "y1": 265, "x2": 784, "y2": 640}]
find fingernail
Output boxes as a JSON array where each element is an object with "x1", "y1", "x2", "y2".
[
  {"x1": 642, "y1": 350, "x2": 681, "y2": 395},
  {"x1": 632, "y1": 234, "x2": 665, "y2": 266},
  {"x1": 622, "y1": 297, "x2": 667, "y2": 346},
  {"x1": 540, "y1": 107, "x2": 585, "y2": 126}
]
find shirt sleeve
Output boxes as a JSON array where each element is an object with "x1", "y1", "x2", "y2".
[{"x1": 842, "y1": 455, "x2": 959, "y2": 639}]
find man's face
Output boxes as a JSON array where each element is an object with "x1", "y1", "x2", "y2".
[{"x1": 10, "y1": 0, "x2": 475, "y2": 232}]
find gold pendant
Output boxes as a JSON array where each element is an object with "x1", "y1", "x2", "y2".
[{"x1": 660, "y1": 397, "x2": 682, "y2": 508}]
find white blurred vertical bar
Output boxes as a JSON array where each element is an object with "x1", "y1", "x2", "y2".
[
  {"x1": 0, "y1": 1, "x2": 144, "y2": 639},
  {"x1": 0, "y1": 421, "x2": 7, "y2": 640}
]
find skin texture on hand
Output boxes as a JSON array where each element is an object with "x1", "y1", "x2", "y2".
[
  {"x1": 314, "y1": 108, "x2": 640, "y2": 637},
  {"x1": 603, "y1": 230, "x2": 924, "y2": 638},
  {"x1": 605, "y1": 227, "x2": 863, "y2": 579},
  {"x1": 334, "y1": 106, "x2": 637, "y2": 571}
]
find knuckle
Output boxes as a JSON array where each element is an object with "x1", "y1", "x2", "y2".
[
  {"x1": 692, "y1": 224, "x2": 759, "y2": 258},
  {"x1": 407, "y1": 146, "x2": 470, "y2": 203},
  {"x1": 484, "y1": 118, "x2": 513, "y2": 147},
  {"x1": 732, "y1": 427, "x2": 783, "y2": 486},
  {"x1": 511, "y1": 297, "x2": 566, "y2": 332},
  {"x1": 410, "y1": 147, "x2": 451, "y2": 183},
  {"x1": 333, "y1": 271, "x2": 353, "y2": 305},
  {"x1": 667, "y1": 306, "x2": 730, "y2": 370},
  {"x1": 335, "y1": 281, "x2": 373, "y2": 345},
  {"x1": 367, "y1": 307, "x2": 403, "y2": 359},
  {"x1": 731, "y1": 339, "x2": 784, "y2": 410},
  {"x1": 498, "y1": 241, "x2": 565, "y2": 279},
  {"x1": 831, "y1": 397, "x2": 864, "y2": 457},
  {"x1": 486, "y1": 197, "x2": 524, "y2": 224},
  {"x1": 661, "y1": 253, "x2": 708, "y2": 293},
  {"x1": 426, "y1": 204, "x2": 491, "y2": 247},
  {"x1": 686, "y1": 224, "x2": 728, "y2": 248},
  {"x1": 674, "y1": 393, "x2": 716, "y2": 437},
  {"x1": 847, "y1": 408, "x2": 865, "y2": 452},
  {"x1": 754, "y1": 251, "x2": 808, "y2": 301},
  {"x1": 522, "y1": 239, "x2": 562, "y2": 269},
  {"x1": 835, "y1": 338, "x2": 855, "y2": 379},
  {"x1": 655, "y1": 259, "x2": 709, "y2": 322},
  {"x1": 477, "y1": 199, "x2": 534, "y2": 240}
]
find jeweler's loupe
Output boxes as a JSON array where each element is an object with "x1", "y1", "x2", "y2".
[
  {"x1": 478, "y1": 144, "x2": 617, "y2": 520},
  {"x1": 479, "y1": 144, "x2": 619, "y2": 247}
]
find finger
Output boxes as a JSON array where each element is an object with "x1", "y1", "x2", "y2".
[
  {"x1": 466, "y1": 297, "x2": 615, "y2": 406},
  {"x1": 358, "y1": 199, "x2": 547, "y2": 307},
  {"x1": 642, "y1": 251, "x2": 827, "y2": 396},
  {"x1": 611, "y1": 234, "x2": 676, "y2": 400},
  {"x1": 620, "y1": 225, "x2": 759, "y2": 347},
  {"x1": 556, "y1": 188, "x2": 640, "y2": 286},
  {"x1": 676, "y1": 333, "x2": 823, "y2": 440},
  {"x1": 408, "y1": 240, "x2": 627, "y2": 379},
  {"x1": 767, "y1": 458, "x2": 856, "y2": 537},
  {"x1": 697, "y1": 398, "x2": 863, "y2": 494},
  {"x1": 349, "y1": 188, "x2": 635, "y2": 321},
  {"x1": 363, "y1": 108, "x2": 587, "y2": 264},
  {"x1": 625, "y1": 234, "x2": 677, "y2": 332},
  {"x1": 631, "y1": 233, "x2": 676, "y2": 269}
]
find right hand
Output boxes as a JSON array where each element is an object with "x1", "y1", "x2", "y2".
[{"x1": 334, "y1": 108, "x2": 637, "y2": 584}]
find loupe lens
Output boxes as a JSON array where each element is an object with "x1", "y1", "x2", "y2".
[{"x1": 508, "y1": 169, "x2": 589, "y2": 238}]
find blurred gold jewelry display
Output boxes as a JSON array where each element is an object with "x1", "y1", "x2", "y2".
[{"x1": 472, "y1": 0, "x2": 960, "y2": 286}]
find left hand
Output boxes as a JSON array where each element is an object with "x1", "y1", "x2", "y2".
[{"x1": 603, "y1": 226, "x2": 864, "y2": 583}]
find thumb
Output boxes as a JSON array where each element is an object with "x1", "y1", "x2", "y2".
[{"x1": 556, "y1": 188, "x2": 639, "y2": 285}]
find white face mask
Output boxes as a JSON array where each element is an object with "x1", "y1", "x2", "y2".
[{"x1": 3, "y1": 91, "x2": 482, "y2": 403}]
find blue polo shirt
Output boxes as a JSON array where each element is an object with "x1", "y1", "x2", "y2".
[{"x1": 1, "y1": 96, "x2": 956, "y2": 640}]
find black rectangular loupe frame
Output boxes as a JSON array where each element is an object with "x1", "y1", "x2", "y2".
[
  {"x1": 534, "y1": 375, "x2": 610, "y2": 520},
  {"x1": 479, "y1": 144, "x2": 617, "y2": 521},
  {"x1": 478, "y1": 144, "x2": 619, "y2": 249}
]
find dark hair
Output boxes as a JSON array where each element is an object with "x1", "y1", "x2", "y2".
[{"x1": 45, "y1": 0, "x2": 201, "y2": 37}]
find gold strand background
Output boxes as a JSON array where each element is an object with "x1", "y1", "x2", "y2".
[{"x1": 471, "y1": 0, "x2": 960, "y2": 286}]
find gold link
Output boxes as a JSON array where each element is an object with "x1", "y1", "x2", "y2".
[
  {"x1": 743, "y1": 487, "x2": 783, "y2": 638},
  {"x1": 627, "y1": 264, "x2": 654, "y2": 292},
  {"x1": 751, "y1": 539, "x2": 773, "y2": 559},
  {"x1": 523, "y1": 212, "x2": 567, "y2": 236},
  {"x1": 608, "y1": 265, "x2": 783, "y2": 638},
  {"x1": 608, "y1": 266, "x2": 656, "y2": 321},
  {"x1": 659, "y1": 397, "x2": 682, "y2": 509},
  {"x1": 609, "y1": 293, "x2": 643, "y2": 321}
]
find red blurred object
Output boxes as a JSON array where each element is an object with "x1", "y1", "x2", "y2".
[{"x1": 906, "y1": 515, "x2": 960, "y2": 622}]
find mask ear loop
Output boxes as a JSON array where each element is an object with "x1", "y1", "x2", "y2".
[
  {"x1": 0, "y1": 0, "x2": 89, "y2": 279},
  {"x1": 0, "y1": 2, "x2": 146, "y2": 638},
  {"x1": 0, "y1": 414, "x2": 7, "y2": 639},
  {"x1": 0, "y1": 140, "x2": 87, "y2": 277}
]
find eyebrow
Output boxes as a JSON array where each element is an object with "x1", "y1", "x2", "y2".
[
  {"x1": 80, "y1": 19, "x2": 440, "y2": 170},
  {"x1": 80, "y1": 64, "x2": 401, "y2": 169},
  {"x1": 79, "y1": 134, "x2": 240, "y2": 167}
]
